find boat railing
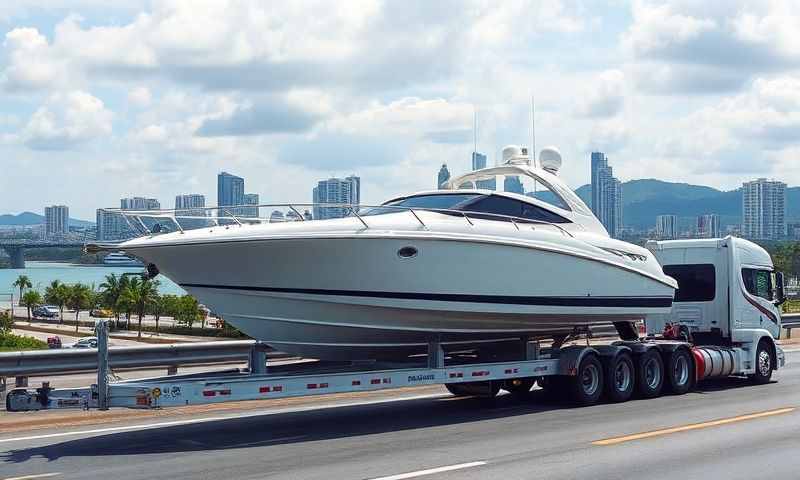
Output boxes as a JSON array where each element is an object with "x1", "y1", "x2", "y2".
[{"x1": 96, "y1": 203, "x2": 574, "y2": 239}]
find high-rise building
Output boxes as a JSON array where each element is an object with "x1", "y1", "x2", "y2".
[
  {"x1": 175, "y1": 194, "x2": 208, "y2": 230},
  {"x1": 120, "y1": 197, "x2": 160, "y2": 210},
  {"x1": 504, "y1": 176, "x2": 524, "y2": 195},
  {"x1": 242, "y1": 193, "x2": 260, "y2": 218},
  {"x1": 787, "y1": 222, "x2": 800, "y2": 240},
  {"x1": 44, "y1": 205, "x2": 69, "y2": 238},
  {"x1": 742, "y1": 178, "x2": 786, "y2": 240},
  {"x1": 656, "y1": 215, "x2": 678, "y2": 240},
  {"x1": 590, "y1": 152, "x2": 623, "y2": 238},
  {"x1": 697, "y1": 214, "x2": 720, "y2": 238},
  {"x1": 217, "y1": 171, "x2": 245, "y2": 208},
  {"x1": 312, "y1": 175, "x2": 361, "y2": 220},
  {"x1": 437, "y1": 164, "x2": 451, "y2": 189},
  {"x1": 471, "y1": 151, "x2": 495, "y2": 190}
]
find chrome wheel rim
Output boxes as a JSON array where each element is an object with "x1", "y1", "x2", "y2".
[
  {"x1": 644, "y1": 357, "x2": 661, "y2": 389},
  {"x1": 582, "y1": 363, "x2": 600, "y2": 396},
  {"x1": 614, "y1": 361, "x2": 632, "y2": 392},
  {"x1": 673, "y1": 355, "x2": 689, "y2": 386},
  {"x1": 758, "y1": 350, "x2": 771, "y2": 377}
]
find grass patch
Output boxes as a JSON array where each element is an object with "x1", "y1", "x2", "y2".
[
  {"x1": 784, "y1": 299, "x2": 800, "y2": 314},
  {"x1": 0, "y1": 333, "x2": 49, "y2": 351}
]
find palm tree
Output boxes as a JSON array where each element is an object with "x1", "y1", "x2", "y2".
[
  {"x1": 133, "y1": 279, "x2": 160, "y2": 338},
  {"x1": 99, "y1": 274, "x2": 123, "y2": 329},
  {"x1": 44, "y1": 280, "x2": 70, "y2": 323},
  {"x1": 67, "y1": 284, "x2": 92, "y2": 333},
  {"x1": 12, "y1": 275, "x2": 32, "y2": 305},
  {"x1": 117, "y1": 276, "x2": 139, "y2": 330},
  {"x1": 20, "y1": 290, "x2": 42, "y2": 322}
]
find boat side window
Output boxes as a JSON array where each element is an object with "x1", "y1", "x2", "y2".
[
  {"x1": 662, "y1": 264, "x2": 716, "y2": 302},
  {"x1": 742, "y1": 268, "x2": 773, "y2": 301},
  {"x1": 463, "y1": 195, "x2": 569, "y2": 223},
  {"x1": 366, "y1": 193, "x2": 481, "y2": 216}
]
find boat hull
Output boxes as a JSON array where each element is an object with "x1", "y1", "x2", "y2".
[{"x1": 125, "y1": 234, "x2": 674, "y2": 360}]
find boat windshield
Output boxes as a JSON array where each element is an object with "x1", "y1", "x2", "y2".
[{"x1": 363, "y1": 193, "x2": 482, "y2": 215}]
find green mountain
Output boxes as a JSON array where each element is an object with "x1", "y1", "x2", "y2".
[
  {"x1": 0, "y1": 212, "x2": 94, "y2": 227},
  {"x1": 568, "y1": 179, "x2": 800, "y2": 231}
]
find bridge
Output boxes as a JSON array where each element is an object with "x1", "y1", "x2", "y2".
[{"x1": 0, "y1": 240, "x2": 86, "y2": 269}]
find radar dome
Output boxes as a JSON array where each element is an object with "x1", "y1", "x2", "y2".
[
  {"x1": 539, "y1": 146, "x2": 562, "y2": 174},
  {"x1": 502, "y1": 145, "x2": 530, "y2": 165}
]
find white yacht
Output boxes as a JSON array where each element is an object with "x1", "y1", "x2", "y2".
[
  {"x1": 92, "y1": 146, "x2": 677, "y2": 360},
  {"x1": 102, "y1": 252, "x2": 144, "y2": 267}
]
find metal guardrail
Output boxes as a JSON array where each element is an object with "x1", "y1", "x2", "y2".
[
  {"x1": 783, "y1": 313, "x2": 800, "y2": 338},
  {"x1": 0, "y1": 340, "x2": 270, "y2": 377}
]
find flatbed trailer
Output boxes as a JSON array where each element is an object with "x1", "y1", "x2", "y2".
[{"x1": 5, "y1": 236, "x2": 788, "y2": 411}]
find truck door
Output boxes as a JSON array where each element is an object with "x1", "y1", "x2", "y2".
[
  {"x1": 739, "y1": 266, "x2": 781, "y2": 338},
  {"x1": 661, "y1": 262, "x2": 725, "y2": 338}
]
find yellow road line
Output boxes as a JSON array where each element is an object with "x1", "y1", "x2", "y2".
[{"x1": 593, "y1": 407, "x2": 795, "y2": 446}]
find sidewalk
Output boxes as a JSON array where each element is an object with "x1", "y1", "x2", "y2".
[{"x1": 11, "y1": 320, "x2": 233, "y2": 344}]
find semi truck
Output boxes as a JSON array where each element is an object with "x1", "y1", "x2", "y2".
[{"x1": 5, "y1": 236, "x2": 787, "y2": 411}]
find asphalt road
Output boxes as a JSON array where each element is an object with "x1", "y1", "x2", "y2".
[{"x1": 1, "y1": 350, "x2": 800, "y2": 480}]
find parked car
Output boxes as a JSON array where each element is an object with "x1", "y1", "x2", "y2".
[
  {"x1": 90, "y1": 308, "x2": 113, "y2": 318},
  {"x1": 47, "y1": 336, "x2": 62, "y2": 349},
  {"x1": 71, "y1": 337, "x2": 98, "y2": 349},
  {"x1": 33, "y1": 306, "x2": 57, "y2": 319}
]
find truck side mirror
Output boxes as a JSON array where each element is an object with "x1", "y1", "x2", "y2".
[{"x1": 775, "y1": 272, "x2": 787, "y2": 306}]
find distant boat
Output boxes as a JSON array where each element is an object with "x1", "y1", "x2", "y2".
[{"x1": 103, "y1": 252, "x2": 144, "y2": 267}]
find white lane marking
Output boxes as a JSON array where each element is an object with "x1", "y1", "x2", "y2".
[
  {"x1": 0, "y1": 392, "x2": 445, "y2": 445},
  {"x1": 3, "y1": 473, "x2": 61, "y2": 480},
  {"x1": 368, "y1": 462, "x2": 487, "y2": 480}
]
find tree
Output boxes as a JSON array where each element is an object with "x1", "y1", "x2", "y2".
[
  {"x1": 0, "y1": 311, "x2": 12, "y2": 334},
  {"x1": 116, "y1": 278, "x2": 138, "y2": 330},
  {"x1": 133, "y1": 278, "x2": 159, "y2": 338},
  {"x1": 20, "y1": 290, "x2": 42, "y2": 322},
  {"x1": 44, "y1": 280, "x2": 70, "y2": 323},
  {"x1": 12, "y1": 275, "x2": 32, "y2": 304},
  {"x1": 67, "y1": 284, "x2": 93, "y2": 333},
  {"x1": 175, "y1": 295, "x2": 202, "y2": 329},
  {"x1": 100, "y1": 274, "x2": 124, "y2": 329},
  {"x1": 148, "y1": 293, "x2": 165, "y2": 335}
]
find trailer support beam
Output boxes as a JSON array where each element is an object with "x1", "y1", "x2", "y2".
[
  {"x1": 97, "y1": 320, "x2": 109, "y2": 411},
  {"x1": 427, "y1": 340, "x2": 444, "y2": 369}
]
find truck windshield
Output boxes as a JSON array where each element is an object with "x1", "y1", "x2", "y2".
[{"x1": 663, "y1": 264, "x2": 716, "y2": 302}]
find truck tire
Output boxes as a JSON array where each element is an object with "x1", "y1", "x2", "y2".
[
  {"x1": 567, "y1": 354, "x2": 604, "y2": 406},
  {"x1": 749, "y1": 340, "x2": 774, "y2": 385},
  {"x1": 603, "y1": 352, "x2": 634, "y2": 403},
  {"x1": 445, "y1": 381, "x2": 500, "y2": 398},
  {"x1": 635, "y1": 349, "x2": 664, "y2": 398},
  {"x1": 665, "y1": 348, "x2": 693, "y2": 395},
  {"x1": 445, "y1": 384, "x2": 471, "y2": 397},
  {"x1": 503, "y1": 377, "x2": 536, "y2": 396}
]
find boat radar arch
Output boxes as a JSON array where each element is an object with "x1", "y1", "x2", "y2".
[{"x1": 539, "y1": 146, "x2": 562, "y2": 174}]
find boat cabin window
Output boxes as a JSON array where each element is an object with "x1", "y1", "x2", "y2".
[
  {"x1": 463, "y1": 195, "x2": 570, "y2": 224},
  {"x1": 742, "y1": 268, "x2": 774, "y2": 302},
  {"x1": 663, "y1": 264, "x2": 716, "y2": 302},
  {"x1": 367, "y1": 193, "x2": 480, "y2": 215}
]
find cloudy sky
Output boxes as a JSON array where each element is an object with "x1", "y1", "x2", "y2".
[{"x1": 1, "y1": 0, "x2": 799, "y2": 220}]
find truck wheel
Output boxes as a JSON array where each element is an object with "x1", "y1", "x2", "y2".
[
  {"x1": 503, "y1": 377, "x2": 536, "y2": 396},
  {"x1": 665, "y1": 348, "x2": 693, "y2": 395},
  {"x1": 635, "y1": 349, "x2": 664, "y2": 398},
  {"x1": 445, "y1": 381, "x2": 500, "y2": 398},
  {"x1": 568, "y1": 354, "x2": 603, "y2": 406},
  {"x1": 749, "y1": 340, "x2": 774, "y2": 385},
  {"x1": 603, "y1": 353, "x2": 634, "y2": 403},
  {"x1": 445, "y1": 384, "x2": 470, "y2": 397}
]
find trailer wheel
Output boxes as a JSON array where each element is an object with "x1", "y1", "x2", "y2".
[
  {"x1": 503, "y1": 377, "x2": 536, "y2": 396},
  {"x1": 445, "y1": 384, "x2": 471, "y2": 397},
  {"x1": 568, "y1": 354, "x2": 603, "y2": 406},
  {"x1": 665, "y1": 348, "x2": 693, "y2": 395},
  {"x1": 603, "y1": 353, "x2": 634, "y2": 403},
  {"x1": 445, "y1": 381, "x2": 500, "y2": 398},
  {"x1": 635, "y1": 349, "x2": 664, "y2": 398},
  {"x1": 749, "y1": 339, "x2": 774, "y2": 385}
]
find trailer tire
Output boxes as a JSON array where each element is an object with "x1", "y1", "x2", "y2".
[
  {"x1": 567, "y1": 354, "x2": 604, "y2": 406},
  {"x1": 635, "y1": 349, "x2": 664, "y2": 398},
  {"x1": 445, "y1": 381, "x2": 500, "y2": 398},
  {"x1": 603, "y1": 352, "x2": 635, "y2": 403},
  {"x1": 749, "y1": 339, "x2": 774, "y2": 385},
  {"x1": 665, "y1": 348, "x2": 693, "y2": 395},
  {"x1": 445, "y1": 384, "x2": 471, "y2": 397}
]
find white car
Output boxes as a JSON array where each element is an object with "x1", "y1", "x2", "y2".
[
  {"x1": 71, "y1": 337, "x2": 98, "y2": 349},
  {"x1": 43, "y1": 305, "x2": 60, "y2": 317}
]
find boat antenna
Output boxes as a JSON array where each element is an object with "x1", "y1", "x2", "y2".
[
  {"x1": 530, "y1": 95, "x2": 536, "y2": 167},
  {"x1": 473, "y1": 106, "x2": 477, "y2": 156}
]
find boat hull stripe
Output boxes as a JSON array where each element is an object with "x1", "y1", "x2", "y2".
[{"x1": 179, "y1": 283, "x2": 673, "y2": 308}]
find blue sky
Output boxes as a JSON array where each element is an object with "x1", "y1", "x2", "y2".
[{"x1": 1, "y1": 0, "x2": 799, "y2": 219}]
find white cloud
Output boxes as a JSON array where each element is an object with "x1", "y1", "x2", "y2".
[
  {"x1": 575, "y1": 69, "x2": 625, "y2": 117},
  {"x1": 127, "y1": 86, "x2": 152, "y2": 107},
  {"x1": 21, "y1": 90, "x2": 113, "y2": 150}
]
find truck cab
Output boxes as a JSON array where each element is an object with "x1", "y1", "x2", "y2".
[{"x1": 646, "y1": 236, "x2": 786, "y2": 377}]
